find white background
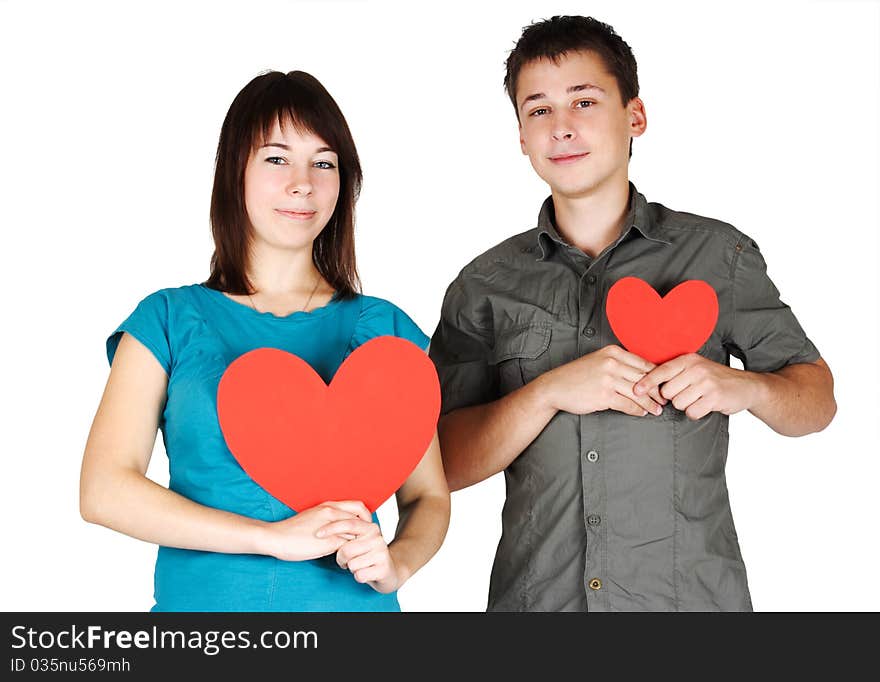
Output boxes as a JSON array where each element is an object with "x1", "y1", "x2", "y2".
[{"x1": 1, "y1": 0, "x2": 878, "y2": 612}]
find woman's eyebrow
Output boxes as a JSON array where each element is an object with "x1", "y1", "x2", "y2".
[{"x1": 257, "y1": 142, "x2": 335, "y2": 153}]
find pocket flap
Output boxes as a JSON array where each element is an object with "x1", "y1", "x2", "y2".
[{"x1": 490, "y1": 323, "x2": 552, "y2": 364}]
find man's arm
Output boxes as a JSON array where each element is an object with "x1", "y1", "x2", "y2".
[
  {"x1": 440, "y1": 345, "x2": 664, "y2": 491},
  {"x1": 634, "y1": 356, "x2": 836, "y2": 437},
  {"x1": 439, "y1": 376, "x2": 556, "y2": 492},
  {"x1": 745, "y1": 358, "x2": 835, "y2": 436}
]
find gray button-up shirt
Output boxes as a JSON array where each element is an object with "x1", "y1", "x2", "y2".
[{"x1": 428, "y1": 183, "x2": 820, "y2": 612}]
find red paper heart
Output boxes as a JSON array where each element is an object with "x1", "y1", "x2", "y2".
[
  {"x1": 606, "y1": 277, "x2": 719, "y2": 364},
  {"x1": 216, "y1": 336, "x2": 440, "y2": 513}
]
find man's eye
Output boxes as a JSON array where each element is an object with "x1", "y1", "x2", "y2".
[
  {"x1": 530, "y1": 107, "x2": 549, "y2": 117},
  {"x1": 265, "y1": 156, "x2": 286, "y2": 165},
  {"x1": 314, "y1": 160, "x2": 336, "y2": 169},
  {"x1": 575, "y1": 100, "x2": 594, "y2": 109}
]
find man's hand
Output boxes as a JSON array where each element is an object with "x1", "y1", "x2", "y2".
[
  {"x1": 634, "y1": 353, "x2": 759, "y2": 420},
  {"x1": 540, "y1": 345, "x2": 666, "y2": 417}
]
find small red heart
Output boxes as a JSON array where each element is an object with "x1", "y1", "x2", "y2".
[
  {"x1": 606, "y1": 277, "x2": 719, "y2": 365},
  {"x1": 216, "y1": 336, "x2": 440, "y2": 513}
]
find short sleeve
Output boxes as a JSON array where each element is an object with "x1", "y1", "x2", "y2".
[
  {"x1": 347, "y1": 296, "x2": 430, "y2": 357},
  {"x1": 106, "y1": 290, "x2": 173, "y2": 374},
  {"x1": 723, "y1": 239, "x2": 821, "y2": 373},
  {"x1": 428, "y1": 277, "x2": 498, "y2": 416}
]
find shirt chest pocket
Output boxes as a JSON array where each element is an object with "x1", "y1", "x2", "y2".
[{"x1": 490, "y1": 323, "x2": 552, "y2": 395}]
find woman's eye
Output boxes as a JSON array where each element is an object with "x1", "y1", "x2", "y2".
[
  {"x1": 314, "y1": 160, "x2": 336, "y2": 169},
  {"x1": 265, "y1": 156, "x2": 286, "y2": 165}
]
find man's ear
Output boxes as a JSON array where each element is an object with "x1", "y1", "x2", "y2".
[
  {"x1": 629, "y1": 97, "x2": 647, "y2": 138},
  {"x1": 519, "y1": 123, "x2": 528, "y2": 155}
]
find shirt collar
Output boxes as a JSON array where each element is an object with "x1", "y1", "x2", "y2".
[{"x1": 536, "y1": 182, "x2": 671, "y2": 261}]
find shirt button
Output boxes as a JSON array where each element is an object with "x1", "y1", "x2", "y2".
[
  {"x1": 582, "y1": 326, "x2": 596, "y2": 338},
  {"x1": 587, "y1": 450, "x2": 599, "y2": 463},
  {"x1": 588, "y1": 578, "x2": 602, "y2": 590},
  {"x1": 587, "y1": 514, "x2": 601, "y2": 526},
  {"x1": 587, "y1": 274, "x2": 597, "y2": 285}
]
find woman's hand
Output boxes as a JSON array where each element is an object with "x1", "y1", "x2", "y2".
[
  {"x1": 318, "y1": 517, "x2": 405, "y2": 594},
  {"x1": 261, "y1": 500, "x2": 372, "y2": 562}
]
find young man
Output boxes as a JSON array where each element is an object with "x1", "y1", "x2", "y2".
[{"x1": 428, "y1": 16, "x2": 836, "y2": 612}]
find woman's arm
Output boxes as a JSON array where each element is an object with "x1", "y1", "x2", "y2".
[
  {"x1": 80, "y1": 332, "x2": 360, "y2": 561},
  {"x1": 386, "y1": 432, "x2": 450, "y2": 585},
  {"x1": 320, "y1": 432, "x2": 451, "y2": 592}
]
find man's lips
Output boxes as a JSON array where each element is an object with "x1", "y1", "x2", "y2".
[
  {"x1": 275, "y1": 208, "x2": 317, "y2": 220},
  {"x1": 549, "y1": 152, "x2": 590, "y2": 165}
]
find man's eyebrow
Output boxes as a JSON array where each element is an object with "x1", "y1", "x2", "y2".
[
  {"x1": 569, "y1": 82, "x2": 605, "y2": 94},
  {"x1": 258, "y1": 142, "x2": 335, "y2": 153},
  {"x1": 520, "y1": 83, "x2": 606, "y2": 108}
]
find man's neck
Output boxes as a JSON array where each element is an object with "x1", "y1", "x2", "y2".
[{"x1": 551, "y1": 178, "x2": 631, "y2": 259}]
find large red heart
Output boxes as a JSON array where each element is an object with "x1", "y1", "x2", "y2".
[
  {"x1": 216, "y1": 336, "x2": 440, "y2": 513},
  {"x1": 606, "y1": 277, "x2": 719, "y2": 365}
]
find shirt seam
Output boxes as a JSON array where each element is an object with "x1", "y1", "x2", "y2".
[
  {"x1": 672, "y1": 417, "x2": 681, "y2": 612},
  {"x1": 729, "y1": 241, "x2": 745, "y2": 347},
  {"x1": 447, "y1": 278, "x2": 494, "y2": 337},
  {"x1": 654, "y1": 222, "x2": 746, "y2": 249},
  {"x1": 344, "y1": 294, "x2": 366, "y2": 356}
]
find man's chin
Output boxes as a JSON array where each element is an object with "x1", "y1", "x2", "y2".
[{"x1": 549, "y1": 181, "x2": 601, "y2": 200}]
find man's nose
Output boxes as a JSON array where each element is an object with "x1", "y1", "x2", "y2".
[{"x1": 551, "y1": 111, "x2": 577, "y2": 142}]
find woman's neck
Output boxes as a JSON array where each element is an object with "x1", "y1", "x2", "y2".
[
  {"x1": 247, "y1": 244, "x2": 324, "y2": 297},
  {"x1": 233, "y1": 243, "x2": 335, "y2": 315}
]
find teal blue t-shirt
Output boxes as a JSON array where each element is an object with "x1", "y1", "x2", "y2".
[{"x1": 106, "y1": 284, "x2": 431, "y2": 612}]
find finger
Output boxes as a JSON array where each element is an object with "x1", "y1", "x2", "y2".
[
  {"x1": 320, "y1": 500, "x2": 372, "y2": 522},
  {"x1": 634, "y1": 361, "x2": 683, "y2": 396},
  {"x1": 614, "y1": 379, "x2": 663, "y2": 415},
  {"x1": 336, "y1": 546, "x2": 349, "y2": 569},
  {"x1": 671, "y1": 384, "x2": 703, "y2": 412},
  {"x1": 685, "y1": 396, "x2": 713, "y2": 421},
  {"x1": 331, "y1": 536, "x2": 365, "y2": 568},
  {"x1": 316, "y1": 518, "x2": 376, "y2": 539},
  {"x1": 613, "y1": 348, "x2": 656, "y2": 374},
  {"x1": 660, "y1": 371, "x2": 693, "y2": 401},
  {"x1": 615, "y1": 368, "x2": 668, "y2": 405},
  {"x1": 647, "y1": 386, "x2": 667, "y2": 405},
  {"x1": 347, "y1": 550, "x2": 385, "y2": 573},
  {"x1": 608, "y1": 393, "x2": 649, "y2": 417},
  {"x1": 617, "y1": 365, "x2": 651, "y2": 384},
  {"x1": 335, "y1": 532, "x2": 384, "y2": 563},
  {"x1": 353, "y1": 566, "x2": 386, "y2": 584}
]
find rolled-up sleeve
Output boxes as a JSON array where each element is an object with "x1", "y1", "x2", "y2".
[
  {"x1": 723, "y1": 238, "x2": 821, "y2": 372},
  {"x1": 428, "y1": 277, "x2": 498, "y2": 415}
]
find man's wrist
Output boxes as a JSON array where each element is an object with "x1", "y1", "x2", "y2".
[
  {"x1": 742, "y1": 368, "x2": 772, "y2": 414},
  {"x1": 530, "y1": 369, "x2": 558, "y2": 413}
]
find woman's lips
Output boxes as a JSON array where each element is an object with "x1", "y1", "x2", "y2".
[
  {"x1": 549, "y1": 152, "x2": 590, "y2": 165},
  {"x1": 275, "y1": 209, "x2": 317, "y2": 220}
]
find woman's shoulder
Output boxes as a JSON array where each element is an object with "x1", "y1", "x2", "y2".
[
  {"x1": 349, "y1": 293, "x2": 430, "y2": 352},
  {"x1": 132, "y1": 283, "x2": 206, "y2": 308}
]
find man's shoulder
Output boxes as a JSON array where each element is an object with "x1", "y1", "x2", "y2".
[
  {"x1": 647, "y1": 198, "x2": 755, "y2": 249},
  {"x1": 453, "y1": 228, "x2": 541, "y2": 280}
]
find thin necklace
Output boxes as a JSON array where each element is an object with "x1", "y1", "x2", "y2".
[{"x1": 247, "y1": 274, "x2": 321, "y2": 314}]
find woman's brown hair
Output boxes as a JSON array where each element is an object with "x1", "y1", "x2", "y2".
[{"x1": 205, "y1": 70, "x2": 362, "y2": 298}]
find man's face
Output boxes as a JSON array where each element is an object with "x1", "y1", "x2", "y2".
[{"x1": 516, "y1": 50, "x2": 646, "y2": 199}]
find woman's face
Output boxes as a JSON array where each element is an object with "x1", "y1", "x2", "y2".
[{"x1": 243, "y1": 118, "x2": 340, "y2": 253}]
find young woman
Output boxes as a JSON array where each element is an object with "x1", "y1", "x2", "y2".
[{"x1": 80, "y1": 71, "x2": 450, "y2": 612}]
